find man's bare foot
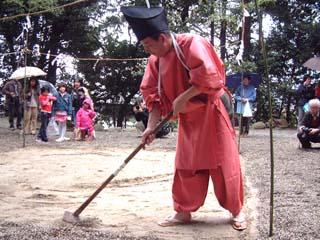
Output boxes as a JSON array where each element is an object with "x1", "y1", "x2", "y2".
[{"x1": 158, "y1": 212, "x2": 191, "y2": 227}]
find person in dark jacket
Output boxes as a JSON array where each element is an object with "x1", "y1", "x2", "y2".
[
  {"x1": 296, "y1": 75, "x2": 315, "y2": 127},
  {"x1": 133, "y1": 104, "x2": 149, "y2": 132},
  {"x1": 71, "y1": 78, "x2": 89, "y2": 126},
  {"x1": 133, "y1": 102, "x2": 171, "y2": 138},
  {"x1": 315, "y1": 80, "x2": 320, "y2": 100},
  {"x1": 2, "y1": 79, "x2": 23, "y2": 130},
  {"x1": 297, "y1": 99, "x2": 320, "y2": 148}
]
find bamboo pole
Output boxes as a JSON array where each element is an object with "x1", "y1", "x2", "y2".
[
  {"x1": 254, "y1": 0, "x2": 275, "y2": 237},
  {"x1": 22, "y1": 31, "x2": 29, "y2": 148},
  {"x1": 237, "y1": 1, "x2": 246, "y2": 151}
]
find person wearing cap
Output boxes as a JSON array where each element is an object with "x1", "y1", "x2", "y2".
[{"x1": 121, "y1": 6, "x2": 246, "y2": 230}]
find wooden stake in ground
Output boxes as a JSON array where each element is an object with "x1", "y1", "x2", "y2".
[{"x1": 254, "y1": 0, "x2": 275, "y2": 237}]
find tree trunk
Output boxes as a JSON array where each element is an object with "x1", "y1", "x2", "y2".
[
  {"x1": 243, "y1": 0, "x2": 251, "y2": 58},
  {"x1": 220, "y1": 0, "x2": 227, "y2": 60},
  {"x1": 181, "y1": 3, "x2": 190, "y2": 27},
  {"x1": 112, "y1": 106, "x2": 116, "y2": 127},
  {"x1": 117, "y1": 104, "x2": 126, "y2": 128},
  {"x1": 43, "y1": 19, "x2": 68, "y2": 84},
  {"x1": 210, "y1": 0, "x2": 215, "y2": 45},
  {"x1": 243, "y1": 15, "x2": 251, "y2": 59},
  {"x1": 3, "y1": 25, "x2": 18, "y2": 69},
  {"x1": 117, "y1": 91, "x2": 137, "y2": 128},
  {"x1": 46, "y1": 52, "x2": 58, "y2": 84},
  {"x1": 286, "y1": 94, "x2": 292, "y2": 123}
]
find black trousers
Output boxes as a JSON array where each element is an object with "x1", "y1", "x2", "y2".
[
  {"x1": 8, "y1": 97, "x2": 22, "y2": 128},
  {"x1": 38, "y1": 112, "x2": 50, "y2": 141},
  {"x1": 240, "y1": 117, "x2": 250, "y2": 134},
  {"x1": 297, "y1": 132, "x2": 320, "y2": 148}
]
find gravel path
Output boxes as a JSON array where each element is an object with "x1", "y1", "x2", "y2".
[
  {"x1": 0, "y1": 221, "x2": 160, "y2": 240},
  {"x1": 240, "y1": 129, "x2": 320, "y2": 240}
]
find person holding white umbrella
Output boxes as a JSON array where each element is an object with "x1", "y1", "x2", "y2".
[
  {"x1": 23, "y1": 77, "x2": 40, "y2": 135},
  {"x1": 4, "y1": 66, "x2": 47, "y2": 131}
]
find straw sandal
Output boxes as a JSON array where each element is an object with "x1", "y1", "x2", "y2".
[{"x1": 232, "y1": 212, "x2": 247, "y2": 231}]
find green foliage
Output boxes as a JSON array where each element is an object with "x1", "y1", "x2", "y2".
[
  {"x1": 1, "y1": 0, "x2": 319, "y2": 127},
  {"x1": 4, "y1": 0, "x2": 59, "y2": 14},
  {"x1": 77, "y1": 37, "x2": 147, "y2": 127},
  {"x1": 0, "y1": 0, "x2": 100, "y2": 83},
  {"x1": 254, "y1": 0, "x2": 320, "y2": 125}
]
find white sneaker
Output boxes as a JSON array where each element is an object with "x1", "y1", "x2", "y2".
[
  {"x1": 63, "y1": 137, "x2": 70, "y2": 141},
  {"x1": 55, "y1": 137, "x2": 64, "y2": 142}
]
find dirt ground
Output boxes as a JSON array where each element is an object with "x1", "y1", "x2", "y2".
[
  {"x1": 0, "y1": 117, "x2": 255, "y2": 240},
  {"x1": 0, "y1": 117, "x2": 319, "y2": 240}
]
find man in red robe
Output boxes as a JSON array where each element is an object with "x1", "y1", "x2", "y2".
[{"x1": 121, "y1": 6, "x2": 246, "y2": 230}]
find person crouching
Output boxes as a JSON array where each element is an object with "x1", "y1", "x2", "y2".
[
  {"x1": 76, "y1": 99, "x2": 96, "y2": 141},
  {"x1": 297, "y1": 98, "x2": 320, "y2": 149}
]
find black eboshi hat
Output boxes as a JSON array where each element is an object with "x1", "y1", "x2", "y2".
[{"x1": 121, "y1": 6, "x2": 169, "y2": 41}]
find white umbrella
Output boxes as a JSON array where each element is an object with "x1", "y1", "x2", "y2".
[
  {"x1": 9, "y1": 66, "x2": 47, "y2": 80},
  {"x1": 303, "y1": 56, "x2": 320, "y2": 71}
]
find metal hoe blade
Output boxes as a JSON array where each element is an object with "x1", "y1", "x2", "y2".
[{"x1": 63, "y1": 211, "x2": 80, "y2": 224}]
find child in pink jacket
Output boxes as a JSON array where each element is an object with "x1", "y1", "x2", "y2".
[{"x1": 76, "y1": 99, "x2": 96, "y2": 141}]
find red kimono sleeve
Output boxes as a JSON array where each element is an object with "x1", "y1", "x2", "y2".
[
  {"x1": 183, "y1": 36, "x2": 225, "y2": 95},
  {"x1": 140, "y1": 56, "x2": 162, "y2": 113}
]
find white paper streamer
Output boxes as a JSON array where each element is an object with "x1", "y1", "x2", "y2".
[
  {"x1": 244, "y1": 8, "x2": 250, "y2": 17},
  {"x1": 51, "y1": 54, "x2": 64, "y2": 66},
  {"x1": 236, "y1": 40, "x2": 244, "y2": 65},
  {"x1": 26, "y1": 15, "x2": 31, "y2": 29},
  {"x1": 16, "y1": 15, "x2": 31, "y2": 41},
  {"x1": 145, "y1": 0, "x2": 150, "y2": 8},
  {"x1": 236, "y1": 7, "x2": 249, "y2": 66},
  {"x1": 93, "y1": 57, "x2": 102, "y2": 71},
  {"x1": 32, "y1": 44, "x2": 40, "y2": 57}
]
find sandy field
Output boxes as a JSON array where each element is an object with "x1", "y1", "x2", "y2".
[{"x1": 0, "y1": 118, "x2": 256, "y2": 240}]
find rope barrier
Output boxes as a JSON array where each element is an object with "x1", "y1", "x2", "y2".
[
  {"x1": 0, "y1": 51, "x2": 20, "y2": 57},
  {"x1": 0, "y1": 49, "x2": 147, "y2": 62},
  {"x1": 38, "y1": 52, "x2": 148, "y2": 62},
  {"x1": 0, "y1": 38, "x2": 242, "y2": 61},
  {"x1": 0, "y1": 0, "x2": 89, "y2": 22}
]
